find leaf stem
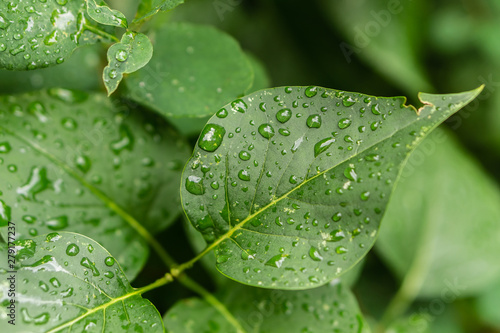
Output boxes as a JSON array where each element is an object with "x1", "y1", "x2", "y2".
[{"x1": 83, "y1": 24, "x2": 120, "y2": 42}]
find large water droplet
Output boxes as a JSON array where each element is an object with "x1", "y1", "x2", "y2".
[
  {"x1": 329, "y1": 230, "x2": 346, "y2": 242},
  {"x1": 238, "y1": 170, "x2": 251, "y2": 181},
  {"x1": 309, "y1": 246, "x2": 323, "y2": 261},
  {"x1": 314, "y1": 138, "x2": 335, "y2": 157},
  {"x1": 17, "y1": 167, "x2": 51, "y2": 200},
  {"x1": 0, "y1": 199, "x2": 12, "y2": 227},
  {"x1": 80, "y1": 257, "x2": 100, "y2": 276},
  {"x1": 198, "y1": 124, "x2": 226, "y2": 152},
  {"x1": 66, "y1": 244, "x2": 80, "y2": 256},
  {"x1": 115, "y1": 49, "x2": 128, "y2": 62},
  {"x1": 344, "y1": 167, "x2": 357, "y2": 181},
  {"x1": 185, "y1": 175, "x2": 205, "y2": 195},
  {"x1": 239, "y1": 151, "x2": 251, "y2": 161},
  {"x1": 265, "y1": 254, "x2": 288, "y2": 268},
  {"x1": 75, "y1": 155, "x2": 91, "y2": 173},
  {"x1": 306, "y1": 114, "x2": 322, "y2": 128},
  {"x1": 0, "y1": 141, "x2": 11, "y2": 153},
  {"x1": 338, "y1": 118, "x2": 352, "y2": 129},
  {"x1": 231, "y1": 99, "x2": 248, "y2": 113},
  {"x1": 46, "y1": 216, "x2": 68, "y2": 230},
  {"x1": 305, "y1": 86, "x2": 318, "y2": 98},
  {"x1": 258, "y1": 124, "x2": 275, "y2": 139},
  {"x1": 342, "y1": 96, "x2": 356, "y2": 107},
  {"x1": 20, "y1": 308, "x2": 49, "y2": 325},
  {"x1": 276, "y1": 108, "x2": 292, "y2": 123}
]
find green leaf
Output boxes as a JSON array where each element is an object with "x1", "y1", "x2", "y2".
[
  {"x1": 180, "y1": 85, "x2": 483, "y2": 289},
  {"x1": 125, "y1": 22, "x2": 253, "y2": 118},
  {"x1": 0, "y1": 232, "x2": 164, "y2": 332},
  {"x1": 245, "y1": 52, "x2": 271, "y2": 94},
  {"x1": 0, "y1": 44, "x2": 104, "y2": 94},
  {"x1": 103, "y1": 31, "x2": 153, "y2": 95},
  {"x1": 0, "y1": 89, "x2": 190, "y2": 279},
  {"x1": 0, "y1": 0, "x2": 114, "y2": 71},
  {"x1": 133, "y1": 0, "x2": 184, "y2": 23},
  {"x1": 475, "y1": 279, "x2": 500, "y2": 329},
  {"x1": 86, "y1": 0, "x2": 128, "y2": 28},
  {"x1": 376, "y1": 128, "x2": 500, "y2": 297},
  {"x1": 164, "y1": 282, "x2": 369, "y2": 333}
]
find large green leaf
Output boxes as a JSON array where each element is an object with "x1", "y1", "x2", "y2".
[
  {"x1": 0, "y1": 89, "x2": 190, "y2": 279},
  {"x1": 164, "y1": 282, "x2": 368, "y2": 333},
  {"x1": 376, "y1": 129, "x2": 500, "y2": 297},
  {"x1": 133, "y1": 0, "x2": 184, "y2": 23},
  {"x1": 475, "y1": 279, "x2": 500, "y2": 329},
  {"x1": 180, "y1": 85, "x2": 483, "y2": 289},
  {"x1": 103, "y1": 31, "x2": 153, "y2": 95},
  {"x1": 0, "y1": 0, "x2": 113, "y2": 71},
  {"x1": 125, "y1": 22, "x2": 253, "y2": 119},
  {"x1": 0, "y1": 232, "x2": 164, "y2": 332}
]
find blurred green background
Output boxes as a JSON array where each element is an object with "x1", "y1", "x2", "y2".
[{"x1": 2, "y1": 0, "x2": 500, "y2": 332}]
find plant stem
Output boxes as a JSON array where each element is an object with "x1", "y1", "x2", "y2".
[
  {"x1": 84, "y1": 24, "x2": 120, "y2": 42},
  {"x1": 136, "y1": 273, "x2": 174, "y2": 294}
]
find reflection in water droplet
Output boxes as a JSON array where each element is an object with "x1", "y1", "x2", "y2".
[
  {"x1": 239, "y1": 151, "x2": 251, "y2": 161},
  {"x1": 338, "y1": 118, "x2": 352, "y2": 129},
  {"x1": 265, "y1": 254, "x2": 288, "y2": 268},
  {"x1": 306, "y1": 114, "x2": 322, "y2": 128},
  {"x1": 66, "y1": 244, "x2": 80, "y2": 256},
  {"x1": 198, "y1": 124, "x2": 226, "y2": 152},
  {"x1": 258, "y1": 124, "x2": 275, "y2": 139},
  {"x1": 231, "y1": 99, "x2": 248, "y2": 113},
  {"x1": 342, "y1": 96, "x2": 356, "y2": 107},
  {"x1": 238, "y1": 170, "x2": 250, "y2": 181},
  {"x1": 185, "y1": 175, "x2": 205, "y2": 195},
  {"x1": 105, "y1": 257, "x2": 115, "y2": 266},
  {"x1": 330, "y1": 230, "x2": 346, "y2": 242},
  {"x1": 314, "y1": 138, "x2": 335, "y2": 157},
  {"x1": 309, "y1": 247, "x2": 323, "y2": 261},
  {"x1": 305, "y1": 86, "x2": 318, "y2": 98},
  {"x1": 276, "y1": 109, "x2": 292, "y2": 123}
]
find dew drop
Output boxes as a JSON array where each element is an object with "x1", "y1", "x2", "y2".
[
  {"x1": 276, "y1": 108, "x2": 292, "y2": 123},
  {"x1": 258, "y1": 124, "x2": 275, "y2": 139},
  {"x1": 198, "y1": 124, "x2": 226, "y2": 152},
  {"x1": 238, "y1": 170, "x2": 251, "y2": 181},
  {"x1": 306, "y1": 114, "x2": 322, "y2": 128},
  {"x1": 46, "y1": 216, "x2": 68, "y2": 230},
  {"x1": 115, "y1": 49, "x2": 128, "y2": 62},
  {"x1": 231, "y1": 99, "x2": 248, "y2": 113},
  {"x1": 338, "y1": 118, "x2": 352, "y2": 129},
  {"x1": 265, "y1": 254, "x2": 287, "y2": 268},
  {"x1": 66, "y1": 244, "x2": 79, "y2": 256},
  {"x1": 361, "y1": 191, "x2": 370, "y2": 201},
  {"x1": 330, "y1": 230, "x2": 345, "y2": 242},
  {"x1": 342, "y1": 96, "x2": 356, "y2": 107},
  {"x1": 185, "y1": 175, "x2": 205, "y2": 195},
  {"x1": 305, "y1": 86, "x2": 318, "y2": 98},
  {"x1": 104, "y1": 257, "x2": 115, "y2": 266},
  {"x1": 309, "y1": 247, "x2": 323, "y2": 261},
  {"x1": 239, "y1": 151, "x2": 251, "y2": 161},
  {"x1": 314, "y1": 137, "x2": 335, "y2": 157},
  {"x1": 216, "y1": 108, "x2": 228, "y2": 118},
  {"x1": 0, "y1": 141, "x2": 11, "y2": 153}
]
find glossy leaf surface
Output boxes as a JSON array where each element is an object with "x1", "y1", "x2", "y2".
[
  {"x1": 86, "y1": 0, "x2": 128, "y2": 28},
  {"x1": 125, "y1": 22, "x2": 253, "y2": 118},
  {"x1": 0, "y1": 89, "x2": 190, "y2": 279},
  {"x1": 134, "y1": 0, "x2": 184, "y2": 23},
  {"x1": 0, "y1": 0, "x2": 113, "y2": 70},
  {"x1": 377, "y1": 129, "x2": 500, "y2": 297},
  {"x1": 103, "y1": 31, "x2": 153, "y2": 95},
  {"x1": 0, "y1": 232, "x2": 164, "y2": 332},
  {"x1": 164, "y1": 282, "x2": 368, "y2": 333},
  {"x1": 181, "y1": 86, "x2": 483, "y2": 289}
]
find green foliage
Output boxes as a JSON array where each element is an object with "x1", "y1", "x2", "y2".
[
  {"x1": 0, "y1": 0, "x2": 112, "y2": 71},
  {"x1": 0, "y1": 232, "x2": 164, "y2": 332},
  {"x1": 0, "y1": 1, "x2": 498, "y2": 332},
  {"x1": 0, "y1": 89, "x2": 189, "y2": 278},
  {"x1": 180, "y1": 86, "x2": 481, "y2": 289}
]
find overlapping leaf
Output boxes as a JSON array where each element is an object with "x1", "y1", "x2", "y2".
[
  {"x1": 86, "y1": 0, "x2": 128, "y2": 28},
  {"x1": 181, "y1": 85, "x2": 483, "y2": 289},
  {"x1": 164, "y1": 282, "x2": 368, "y2": 333},
  {"x1": 377, "y1": 129, "x2": 500, "y2": 297},
  {"x1": 0, "y1": 0, "x2": 113, "y2": 70},
  {"x1": 125, "y1": 22, "x2": 253, "y2": 119},
  {"x1": 0, "y1": 89, "x2": 190, "y2": 279},
  {"x1": 0, "y1": 232, "x2": 164, "y2": 332},
  {"x1": 134, "y1": 0, "x2": 184, "y2": 23}
]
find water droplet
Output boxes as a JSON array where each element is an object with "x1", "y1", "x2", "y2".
[
  {"x1": 66, "y1": 244, "x2": 79, "y2": 256},
  {"x1": 309, "y1": 247, "x2": 323, "y2": 261},
  {"x1": 61, "y1": 287, "x2": 73, "y2": 297},
  {"x1": 39, "y1": 281, "x2": 49, "y2": 292},
  {"x1": 0, "y1": 200, "x2": 12, "y2": 226},
  {"x1": 46, "y1": 233, "x2": 61, "y2": 242},
  {"x1": 371, "y1": 104, "x2": 381, "y2": 115},
  {"x1": 331, "y1": 212, "x2": 342, "y2": 222},
  {"x1": 216, "y1": 108, "x2": 228, "y2": 118},
  {"x1": 259, "y1": 102, "x2": 267, "y2": 112},
  {"x1": 276, "y1": 108, "x2": 292, "y2": 123},
  {"x1": 20, "y1": 308, "x2": 49, "y2": 325},
  {"x1": 50, "y1": 277, "x2": 61, "y2": 288},
  {"x1": 258, "y1": 124, "x2": 275, "y2": 139},
  {"x1": 110, "y1": 125, "x2": 134, "y2": 155},
  {"x1": 198, "y1": 124, "x2": 226, "y2": 152},
  {"x1": 344, "y1": 167, "x2": 357, "y2": 181},
  {"x1": 231, "y1": 99, "x2": 247, "y2": 113},
  {"x1": 115, "y1": 49, "x2": 128, "y2": 62},
  {"x1": 185, "y1": 175, "x2": 205, "y2": 195},
  {"x1": 239, "y1": 151, "x2": 251, "y2": 161},
  {"x1": 265, "y1": 254, "x2": 288, "y2": 268},
  {"x1": 361, "y1": 191, "x2": 370, "y2": 201},
  {"x1": 74, "y1": 155, "x2": 91, "y2": 173},
  {"x1": 329, "y1": 230, "x2": 345, "y2": 242},
  {"x1": 289, "y1": 175, "x2": 298, "y2": 184},
  {"x1": 336, "y1": 246, "x2": 348, "y2": 254},
  {"x1": 365, "y1": 154, "x2": 380, "y2": 162},
  {"x1": 238, "y1": 170, "x2": 250, "y2": 181},
  {"x1": 338, "y1": 118, "x2": 352, "y2": 129},
  {"x1": 0, "y1": 141, "x2": 11, "y2": 153},
  {"x1": 17, "y1": 167, "x2": 51, "y2": 200},
  {"x1": 108, "y1": 69, "x2": 118, "y2": 79},
  {"x1": 342, "y1": 96, "x2": 356, "y2": 107},
  {"x1": 61, "y1": 117, "x2": 77, "y2": 130},
  {"x1": 104, "y1": 257, "x2": 115, "y2": 266},
  {"x1": 46, "y1": 216, "x2": 68, "y2": 230},
  {"x1": 371, "y1": 122, "x2": 379, "y2": 131},
  {"x1": 314, "y1": 137, "x2": 335, "y2": 157},
  {"x1": 80, "y1": 257, "x2": 100, "y2": 276},
  {"x1": 306, "y1": 114, "x2": 322, "y2": 128},
  {"x1": 305, "y1": 86, "x2": 318, "y2": 98}
]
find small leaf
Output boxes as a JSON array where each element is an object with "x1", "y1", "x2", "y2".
[
  {"x1": 181, "y1": 85, "x2": 483, "y2": 289},
  {"x1": 0, "y1": 89, "x2": 190, "y2": 279},
  {"x1": 86, "y1": 0, "x2": 128, "y2": 28},
  {"x1": 377, "y1": 129, "x2": 500, "y2": 297},
  {"x1": 0, "y1": 232, "x2": 164, "y2": 332},
  {"x1": 0, "y1": 0, "x2": 114, "y2": 71},
  {"x1": 133, "y1": 0, "x2": 184, "y2": 23},
  {"x1": 164, "y1": 282, "x2": 368, "y2": 333},
  {"x1": 103, "y1": 31, "x2": 153, "y2": 95},
  {"x1": 125, "y1": 22, "x2": 253, "y2": 118}
]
